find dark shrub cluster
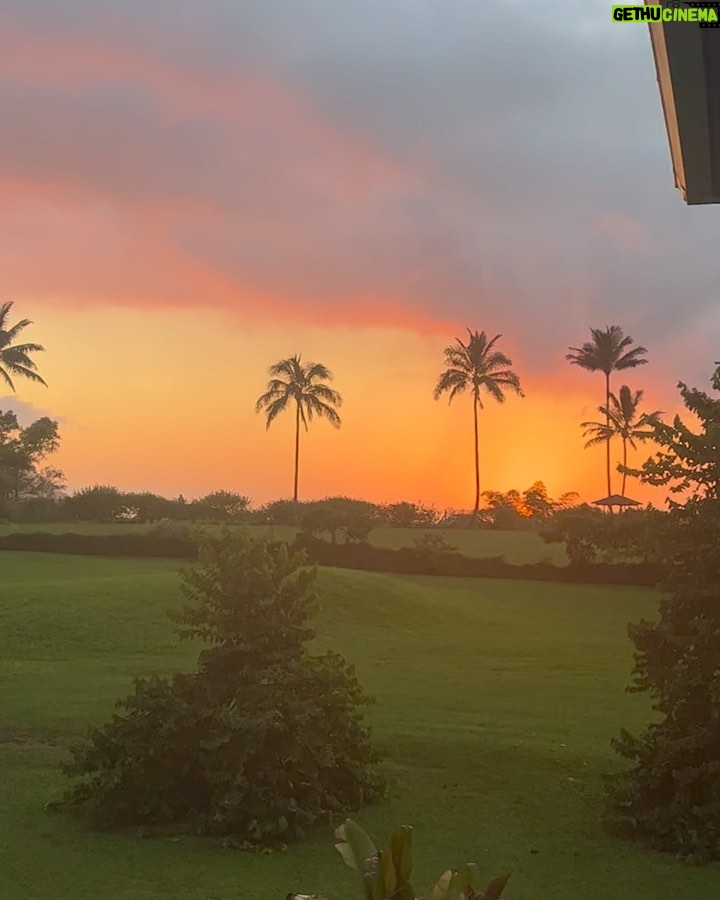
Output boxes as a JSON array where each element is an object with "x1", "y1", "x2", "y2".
[
  {"x1": 293, "y1": 534, "x2": 661, "y2": 587},
  {"x1": 53, "y1": 531, "x2": 382, "y2": 845},
  {"x1": 607, "y1": 366, "x2": 720, "y2": 860},
  {"x1": 0, "y1": 531, "x2": 198, "y2": 558}
]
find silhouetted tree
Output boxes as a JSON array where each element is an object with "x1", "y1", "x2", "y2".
[
  {"x1": 190, "y1": 490, "x2": 250, "y2": 523},
  {"x1": 0, "y1": 410, "x2": 63, "y2": 505},
  {"x1": 567, "y1": 326, "x2": 647, "y2": 496},
  {"x1": 66, "y1": 485, "x2": 126, "y2": 522},
  {"x1": 608, "y1": 364, "x2": 720, "y2": 859},
  {"x1": 255, "y1": 355, "x2": 342, "y2": 502},
  {"x1": 434, "y1": 329, "x2": 523, "y2": 513},
  {"x1": 0, "y1": 301, "x2": 47, "y2": 392},
  {"x1": 582, "y1": 385, "x2": 662, "y2": 496}
]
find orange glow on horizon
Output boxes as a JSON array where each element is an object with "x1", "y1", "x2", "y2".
[{"x1": 5, "y1": 305, "x2": 677, "y2": 511}]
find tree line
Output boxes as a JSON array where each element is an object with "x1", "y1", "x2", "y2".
[
  {"x1": 0, "y1": 299, "x2": 663, "y2": 513},
  {"x1": 256, "y1": 325, "x2": 662, "y2": 510}
]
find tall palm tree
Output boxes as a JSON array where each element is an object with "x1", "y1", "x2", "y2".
[
  {"x1": 567, "y1": 325, "x2": 647, "y2": 496},
  {"x1": 433, "y1": 329, "x2": 523, "y2": 513},
  {"x1": 0, "y1": 301, "x2": 47, "y2": 392},
  {"x1": 581, "y1": 385, "x2": 662, "y2": 496},
  {"x1": 255, "y1": 354, "x2": 342, "y2": 502}
]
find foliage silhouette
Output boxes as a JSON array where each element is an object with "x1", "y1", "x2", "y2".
[
  {"x1": 255, "y1": 355, "x2": 342, "y2": 503},
  {"x1": 0, "y1": 300, "x2": 47, "y2": 392},
  {"x1": 567, "y1": 326, "x2": 647, "y2": 496},
  {"x1": 608, "y1": 364, "x2": 720, "y2": 860},
  {"x1": 434, "y1": 330, "x2": 523, "y2": 513},
  {"x1": 581, "y1": 386, "x2": 662, "y2": 497},
  {"x1": 0, "y1": 410, "x2": 63, "y2": 509}
]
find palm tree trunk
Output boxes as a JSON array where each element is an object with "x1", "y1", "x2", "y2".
[
  {"x1": 605, "y1": 372, "x2": 611, "y2": 496},
  {"x1": 293, "y1": 401, "x2": 300, "y2": 503},
  {"x1": 621, "y1": 437, "x2": 627, "y2": 497},
  {"x1": 473, "y1": 392, "x2": 480, "y2": 513}
]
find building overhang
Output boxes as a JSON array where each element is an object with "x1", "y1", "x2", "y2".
[{"x1": 646, "y1": 1, "x2": 720, "y2": 204}]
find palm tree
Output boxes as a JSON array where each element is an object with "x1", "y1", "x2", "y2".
[
  {"x1": 433, "y1": 329, "x2": 523, "y2": 513},
  {"x1": 581, "y1": 385, "x2": 662, "y2": 496},
  {"x1": 0, "y1": 301, "x2": 47, "y2": 392},
  {"x1": 255, "y1": 354, "x2": 342, "y2": 502},
  {"x1": 567, "y1": 325, "x2": 647, "y2": 495}
]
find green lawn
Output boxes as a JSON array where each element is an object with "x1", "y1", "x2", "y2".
[
  {"x1": 0, "y1": 521, "x2": 568, "y2": 565},
  {"x1": 1, "y1": 552, "x2": 709, "y2": 899}
]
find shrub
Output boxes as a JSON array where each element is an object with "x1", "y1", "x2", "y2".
[
  {"x1": 64, "y1": 485, "x2": 127, "y2": 522},
  {"x1": 287, "y1": 818, "x2": 510, "y2": 899},
  {"x1": 53, "y1": 530, "x2": 381, "y2": 844},
  {"x1": 410, "y1": 532, "x2": 460, "y2": 572},
  {"x1": 607, "y1": 365, "x2": 720, "y2": 860}
]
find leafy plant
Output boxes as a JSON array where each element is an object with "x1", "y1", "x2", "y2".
[
  {"x1": 286, "y1": 819, "x2": 510, "y2": 900},
  {"x1": 53, "y1": 531, "x2": 382, "y2": 844},
  {"x1": 607, "y1": 364, "x2": 720, "y2": 860}
]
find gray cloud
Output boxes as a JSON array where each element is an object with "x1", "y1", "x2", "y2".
[{"x1": 1, "y1": 0, "x2": 719, "y2": 383}]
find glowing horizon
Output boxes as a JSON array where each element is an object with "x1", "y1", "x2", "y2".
[{"x1": 4, "y1": 305, "x2": 684, "y2": 511}]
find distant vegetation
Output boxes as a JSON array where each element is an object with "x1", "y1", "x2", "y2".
[
  {"x1": 0, "y1": 477, "x2": 592, "y2": 533},
  {"x1": 567, "y1": 326, "x2": 648, "y2": 497},
  {"x1": 433, "y1": 329, "x2": 523, "y2": 513},
  {"x1": 255, "y1": 354, "x2": 342, "y2": 502}
]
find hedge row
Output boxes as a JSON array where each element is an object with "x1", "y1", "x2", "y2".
[
  {"x1": 0, "y1": 532, "x2": 198, "y2": 559},
  {"x1": 0, "y1": 530, "x2": 663, "y2": 586},
  {"x1": 292, "y1": 535, "x2": 664, "y2": 587}
]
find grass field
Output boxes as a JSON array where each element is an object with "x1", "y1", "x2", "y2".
[
  {"x1": 1, "y1": 550, "x2": 714, "y2": 899},
  {"x1": 0, "y1": 521, "x2": 568, "y2": 565}
]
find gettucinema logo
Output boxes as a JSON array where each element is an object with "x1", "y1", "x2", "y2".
[{"x1": 612, "y1": 3, "x2": 719, "y2": 23}]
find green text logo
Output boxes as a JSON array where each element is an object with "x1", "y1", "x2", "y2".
[{"x1": 612, "y1": 4, "x2": 719, "y2": 22}]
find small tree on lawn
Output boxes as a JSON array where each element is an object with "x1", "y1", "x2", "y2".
[
  {"x1": 608, "y1": 363, "x2": 720, "y2": 860},
  {"x1": 56, "y1": 530, "x2": 382, "y2": 844}
]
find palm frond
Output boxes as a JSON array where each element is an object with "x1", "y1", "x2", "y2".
[
  {"x1": 481, "y1": 378, "x2": 506, "y2": 404},
  {"x1": 433, "y1": 368, "x2": 469, "y2": 402},
  {"x1": 0, "y1": 301, "x2": 13, "y2": 330},
  {"x1": 304, "y1": 361, "x2": 333, "y2": 383},
  {"x1": 567, "y1": 326, "x2": 647, "y2": 375},
  {"x1": 304, "y1": 395, "x2": 342, "y2": 428},
  {"x1": 0, "y1": 319, "x2": 34, "y2": 345},
  {"x1": 0, "y1": 366, "x2": 16, "y2": 391},
  {"x1": 268, "y1": 355, "x2": 302, "y2": 379},
  {"x1": 256, "y1": 354, "x2": 341, "y2": 433},
  {"x1": 435, "y1": 329, "x2": 522, "y2": 407},
  {"x1": 0, "y1": 302, "x2": 46, "y2": 390},
  {"x1": 260, "y1": 395, "x2": 290, "y2": 429},
  {"x1": 307, "y1": 383, "x2": 343, "y2": 406}
]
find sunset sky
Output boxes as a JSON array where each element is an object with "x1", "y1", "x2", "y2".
[{"x1": 2, "y1": 0, "x2": 720, "y2": 510}]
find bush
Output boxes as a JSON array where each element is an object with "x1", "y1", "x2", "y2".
[
  {"x1": 54, "y1": 530, "x2": 382, "y2": 844},
  {"x1": 607, "y1": 365, "x2": 720, "y2": 860}
]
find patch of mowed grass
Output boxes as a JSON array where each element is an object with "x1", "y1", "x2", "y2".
[
  {"x1": 368, "y1": 527, "x2": 567, "y2": 565},
  {"x1": 1, "y1": 551, "x2": 712, "y2": 899}
]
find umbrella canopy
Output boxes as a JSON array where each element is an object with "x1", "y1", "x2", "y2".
[{"x1": 593, "y1": 494, "x2": 641, "y2": 508}]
